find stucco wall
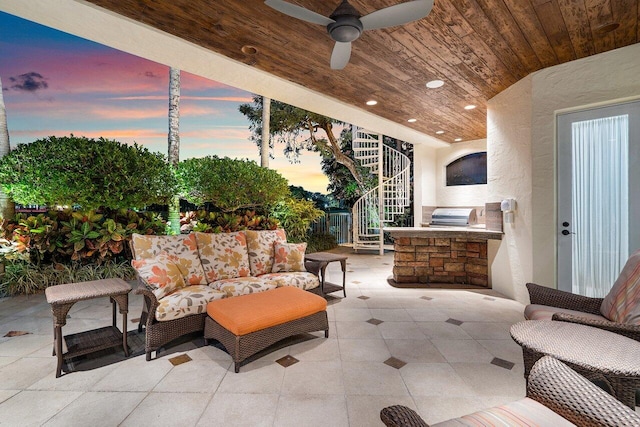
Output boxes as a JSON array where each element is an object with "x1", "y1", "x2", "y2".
[
  {"x1": 413, "y1": 143, "x2": 437, "y2": 226},
  {"x1": 487, "y1": 76, "x2": 533, "y2": 303},
  {"x1": 435, "y1": 139, "x2": 487, "y2": 207},
  {"x1": 487, "y1": 43, "x2": 640, "y2": 303}
]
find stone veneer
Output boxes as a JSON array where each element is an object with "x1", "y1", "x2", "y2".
[{"x1": 393, "y1": 237, "x2": 490, "y2": 286}]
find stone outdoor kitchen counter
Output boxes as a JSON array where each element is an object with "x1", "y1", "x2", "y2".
[{"x1": 385, "y1": 227, "x2": 503, "y2": 287}]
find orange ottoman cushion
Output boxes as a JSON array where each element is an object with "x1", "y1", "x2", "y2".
[{"x1": 206, "y1": 287, "x2": 327, "y2": 336}]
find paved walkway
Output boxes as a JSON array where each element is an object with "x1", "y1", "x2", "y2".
[{"x1": 0, "y1": 248, "x2": 526, "y2": 426}]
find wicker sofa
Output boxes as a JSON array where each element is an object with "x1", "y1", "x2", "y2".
[
  {"x1": 130, "y1": 229, "x2": 320, "y2": 360},
  {"x1": 380, "y1": 356, "x2": 640, "y2": 427}
]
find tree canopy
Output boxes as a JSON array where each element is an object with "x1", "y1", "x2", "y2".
[
  {"x1": 0, "y1": 135, "x2": 177, "y2": 210},
  {"x1": 239, "y1": 96, "x2": 367, "y2": 190},
  {"x1": 176, "y1": 156, "x2": 290, "y2": 212}
]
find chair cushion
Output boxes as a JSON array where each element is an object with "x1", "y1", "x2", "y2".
[
  {"x1": 433, "y1": 398, "x2": 574, "y2": 427},
  {"x1": 272, "y1": 242, "x2": 307, "y2": 273},
  {"x1": 601, "y1": 249, "x2": 640, "y2": 324},
  {"x1": 524, "y1": 304, "x2": 609, "y2": 322},
  {"x1": 195, "y1": 231, "x2": 250, "y2": 282},
  {"x1": 156, "y1": 285, "x2": 226, "y2": 321},
  {"x1": 206, "y1": 286, "x2": 327, "y2": 336},
  {"x1": 131, "y1": 233, "x2": 206, "y2": 285},
  {"x1": 258, "y1": 272, "x2": 320, "y2": 291},
  {"x1": 132, "y1": 252, "x2": 186, "y2": 300},
  {"x1": 245, "y1": 229, "x2": 287, "y2": 276},
  {"x1": 209, "y1": 277, "x2": 277, "y2": 297}
]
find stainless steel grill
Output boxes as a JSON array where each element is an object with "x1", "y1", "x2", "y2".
[{"x1": 430, "y1": 208, "x2": 477, "y2": 227}]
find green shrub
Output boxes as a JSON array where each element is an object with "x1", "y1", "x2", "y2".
[
  {"x1": 305, "y1": 232, "x2": 338, "y2": 253},
  {"x1": 180, "y1": 209, "x2": 279, "y2": 233},
  {"x1": 1, "y1": 209, "x2": 167, "y2": 265},
  {"x1": 0, "y1": 260, "x2": 135, "y2": 296},
  {"x1": 177, "y1": 156, "x2": 290, "y2": 211},
  {"x1": 0, "y1": 135, "x2": 177, "y2": 210},
  {"x1": 270, "y1": 197, "x2": 324, "y2": 242}
]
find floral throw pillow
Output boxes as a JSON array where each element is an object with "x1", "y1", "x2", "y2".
[
  {"x1": 131, "y1": 252, "x2": 187, "y2": 300},
  {"x1": 271, "y1": 242, "x2": 307, "y2": 273},
  {"x1": 195, "y1": 231, "x2": 251, "y2": 282},
  {"x1": 245, "y1": 229, "x2": 287, "y2": 276},
  {"x1": 130, "y1": 233, "x2": 206, "y2": 285}
]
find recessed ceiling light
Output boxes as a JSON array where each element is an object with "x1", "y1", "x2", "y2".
[
  {"x1": 464, "y1": 105, "x2": 476, "y2": 110},
  {"x1": 435, "y1": 130, "x2": 445, "y2": 134},
  {"x1": 454, "y1": 138, "x2": 462, "y2": 142},
  {"x1": 241, "y1": 45, "x2": 257, "y2": 55},
  {"x1": 407, "y1": 118, "x2": 417, "y2": 123},
  {"x1": 426, "y1": 80, "x2": 444, "y2": 89},
  {"x1": 366, "y1": 100, "x2": 377, "y2": 106}
]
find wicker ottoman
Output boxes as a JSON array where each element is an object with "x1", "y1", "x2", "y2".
[{"x1": 204, "y1": 287, "x2": 329, "y2": 372}]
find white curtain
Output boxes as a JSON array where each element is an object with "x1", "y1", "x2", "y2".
[{"x1": 571, "y1": 115, "x2": 629, "y2": 297}]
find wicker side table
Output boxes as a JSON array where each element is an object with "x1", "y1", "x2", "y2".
[
  {"x1": 45, "y1": 278, "x2": 131, "y2": 377},
  {"x1": 511, "y1": 320, "x2": 640, "y2": 409},
  {"x1": 304, "y1": 252, "x2": 348, "y2": 297}
]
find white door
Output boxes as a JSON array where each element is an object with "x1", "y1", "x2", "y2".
[{"x1": 557, "y1": 101, "x2": 640, "y2": 297}]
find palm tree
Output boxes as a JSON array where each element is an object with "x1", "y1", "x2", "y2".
[
  {"x1": 0, "y1": 77, "x2": 15, "y2": 220},
  {"x1": 167, "y1": 68, "x2": 180, "y2": 234}
]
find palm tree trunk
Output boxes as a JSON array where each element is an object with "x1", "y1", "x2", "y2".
[
  {"x1": 167, "y1": 68, "x2": 181, "y2": 234},
  {"x1": 0, "y1": 77, "x2": 15, "y2": 221}
]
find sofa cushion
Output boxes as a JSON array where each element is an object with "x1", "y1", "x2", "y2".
[
  {"x1": 258, "y1": 272, "x2": 320, "y2": 291},
  {"x1": 433, "y1": 398, "x2": 574, "y2": 427},
  {"x1": 156, "y1": 285, "x2": 226, "y2": 322},
  {"x1": 132, "y1": 252, "x2": 186, "y2": 300},
  {"x1": 195, "y1": 231, "x2": 250, "y2": 282},
  {"x1": 272, "y1": 242, "x2": 307, "y2": 273},
  {"x1": 206, "y1": 286, "x2": 327, "y2": 336},
  {"x1": 600, "y1": 249, "x2": 640, "y2": 324},
  {"x1": 210, "y1": 277, "x2": 278, "y2": 297},
  {"x1": 131, "y1": 233, "x2": 206, "y2": 285},
  {"x1": 524, "y1": 304, "x2": 609, "y2": 322},
  {"x1": 245, "y1": 229, "x2": 287, "y2": 276}
]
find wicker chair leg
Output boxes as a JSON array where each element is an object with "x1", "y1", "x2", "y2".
[
  {"x1": 325, "y1": 329, "x2": 329, "y2": 338},
  {"x1": 234, "y1": 363, "x2": 240, "y2": 373},
  {"x1": 146, "y1": 350, "x2": 152, "y2": 361}
]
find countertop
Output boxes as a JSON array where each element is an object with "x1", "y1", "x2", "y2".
[{"x1": 384, "y1": 226, "x2": 503, "y2": 240}]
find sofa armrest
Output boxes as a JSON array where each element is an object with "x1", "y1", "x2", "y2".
[
  {"x1": 527, "y1": 356, "x2": 640, "y2": 426},
  {"x1": 552, "y1": 312, "x2": 640, "y2": 341},
  {"x1": 526, "y1": 282, "x2": 603, "y2": 315},
  {"x1": 380, "y1": 405, "x2": 429, "y2": 427},
  {"x1": 134, "y1": 277, "x2": 160, "y2": 328}
]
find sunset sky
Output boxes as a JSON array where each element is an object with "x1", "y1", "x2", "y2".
[{"x1": 0, "y1": 11, "x2": 330, "y2": 193}]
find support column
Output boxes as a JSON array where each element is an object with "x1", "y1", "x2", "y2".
[{"x1": 261, "y1": 96, "x2": 270, "y2": 168}]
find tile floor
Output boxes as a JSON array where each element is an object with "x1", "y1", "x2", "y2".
[{"x1": 0, "y1": 247, "x2": 528, "y2": 426}]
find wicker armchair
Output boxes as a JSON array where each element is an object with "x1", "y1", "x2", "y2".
[{"x1": 380, "y1": 356, "x2": 640, "y2": 427}]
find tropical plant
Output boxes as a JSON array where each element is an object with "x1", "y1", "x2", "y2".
[
  {"x1": 177, "y1": 156, "x2": 290, "y2": 211},
  {"x1": 270, "y1": 197, "x2": 324, "y2": 242},
  {"x1": 305, "y1": 232, "x2": 338, "y2": 253},
  {"x1": 0, "y1": 135, "x2": 177, "y2": 210},
  {"x1": 180, "y1": 209, "x2": 279, "y2": 233}
]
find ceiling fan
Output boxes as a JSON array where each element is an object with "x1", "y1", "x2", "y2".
[{"x1": 264, "y1": 0, "x2": 434, "y2": 70}]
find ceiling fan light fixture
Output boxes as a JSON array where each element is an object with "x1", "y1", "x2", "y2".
[
  {"x1": 426, "y1": 79, "x2": 444, "y2": 89},
  {"x1": 327, "y1": 16, "x2": 363, "y2": 42},
  {"x1": 366, "y1": 100, "x2": 377, "y2": 106}
]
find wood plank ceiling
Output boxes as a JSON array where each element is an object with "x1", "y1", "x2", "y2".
[{"x1": 87, "y1": 0, "x2": 639, "y2": 143}]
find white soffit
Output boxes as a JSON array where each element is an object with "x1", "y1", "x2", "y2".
[{"x1": 0, "y1": 0, "x2": 448, "y2": 148}]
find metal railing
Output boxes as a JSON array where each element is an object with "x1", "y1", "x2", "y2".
[{"x1": 311, "y1": 212, "x2": 352, "y2": 244}]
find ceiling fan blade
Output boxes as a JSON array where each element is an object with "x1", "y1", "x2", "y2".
[
  {"x1": 330, "y1": 42, "x2": 352, "y2": 70},
  {"x1": 265, "y1": 0, "x2": 334, "y2": 26},
  {"x1": 360, "y1": 0, "x2": 434, "y2": 31}
]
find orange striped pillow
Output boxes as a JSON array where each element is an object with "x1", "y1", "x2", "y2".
[{"x1": 601, "y1": 250, "x2": 640, "y2": 324}]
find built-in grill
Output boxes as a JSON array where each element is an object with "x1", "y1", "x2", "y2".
[{"x1": 429, "y1": 208, "x2": 477, "y2": 227}]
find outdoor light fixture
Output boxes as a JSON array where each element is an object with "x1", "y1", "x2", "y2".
[
  {"x1": 366, "y1": 100, "x2": 377, "y2": 106},
  {"x1": 464, "y1": 105, "x2": 476, "y2": 110},
  {"x1": 407, "y1": 118, "x2": 417, "y2": 123},
  {"x1": 426, "y1": 80, "x2": 444, "y2": 88}
]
